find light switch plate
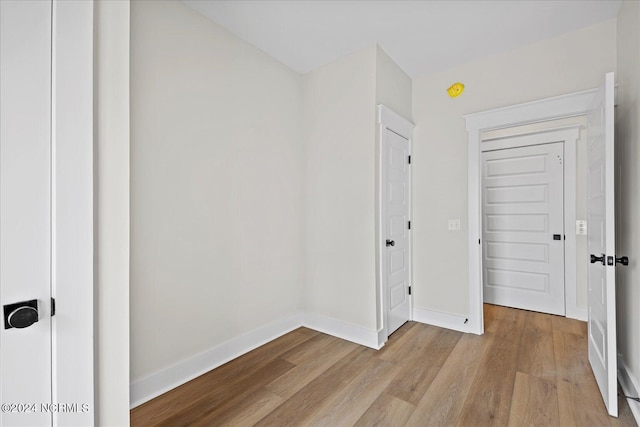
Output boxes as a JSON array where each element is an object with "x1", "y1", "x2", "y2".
[
  {"x1": 576, "y1": 220, "x2": 587, "y2": 235},
  {"x1": 448, "y1": 219, "x2": 461, "y2": 231}
]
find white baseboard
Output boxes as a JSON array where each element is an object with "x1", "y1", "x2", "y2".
[
  {"x1": 566, "y1": 306, "x2": 587, "y2": 322},
  {"x1": 618, "y1": 353, "x2": 640, "y2": 424},
  {"x1": 412, "y1": 306, "x2": 472, "y2": 333},
  {"x1": 129, "y1": 312, "x2": 303, "y2": 408},
  {"x1": 303, "y1": 312, "x2": 383, "y2": 350}
]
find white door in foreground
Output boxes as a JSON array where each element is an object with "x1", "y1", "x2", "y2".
[
  {"x1": 381, "y1": 126, "x2": 411, "y2": 336},
  {"x1": 482, "y1": 142, "x2": 565, "y2": 315},
  {"x1": 0, "y1": 1, "x2": 53, "y2": 426},
  {"x1": 587, "y1": 72, "x2": 618, "y2": 417}
]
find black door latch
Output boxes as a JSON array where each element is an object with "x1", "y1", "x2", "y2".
[{"x1": 607, "y1": 255, "x2": 629, "y2": 266}]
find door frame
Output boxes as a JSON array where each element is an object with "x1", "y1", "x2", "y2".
[
  {"x1": 481, "y1": 129, "x2": 579, "y2": 317},
  {"x1": 377, "y1": 105, "x2": 414, "y2": 346},
  {"x1": 464, "y1": 89, "x2": 599, "y2": 335}
]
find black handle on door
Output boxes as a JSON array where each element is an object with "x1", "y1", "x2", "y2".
[
  {"x1": 3, "y1": 299, "x2": 39, "y2": 330},
  {"x1": 386, "y1": 239, "x2": 395, "y2": 247},
  {"x1": 590, "y1": 254, "x2": 605, "y2": 265},
  {"x1": 616, "y1": 256, "x2": 629, "y2": 266}
]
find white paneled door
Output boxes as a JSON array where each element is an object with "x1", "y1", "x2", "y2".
[
  {"x1": 482, "y1": 142, "x2": 565, "y2": 315},
  {"x1": 0, "y1": 1, "x2": 53, "y2": 426},
  {"x1": 381, "y1": 126, "x2": 411, "y2": 336},
  {"x1": 587, "y1": 72, "x2": 618, "y2": 417}
]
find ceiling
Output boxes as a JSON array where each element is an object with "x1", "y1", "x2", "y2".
[{"x1": 183, "y1": 0, "x2": 621, "y2": 78}]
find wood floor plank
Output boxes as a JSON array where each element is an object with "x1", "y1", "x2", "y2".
[
  {"x1": 303, "y1": 357, "x2": 401, "y2": 426},
  {"x1": 404, "y1": 333, "x2": 493, "y2": 427},
  {"x1": 384, "y1": 327, "x2": 461, "y2": 405},
  {"x1": 154, "y1": 358, "x2": 295, "y2": 427},
  {"x1": 507, "y1": 371, "x2": 559, "y2": 426},
  {"x1": 517, "y1": 311, "x2": 556, "y2": 380},
  {"x1": 557, "y1": 379, "x2": 612, "y2": 426},
  {"x1": 265, "y1": 337, "x2": 358, "y2": 399},
  {"x1": 456, "y1": 307, "x2": 526, "y2": 427},
  {"x1": 553, "y1": 329, "x2": 596, "y2": 387},
  {"x1": 483, "y1": 303, "x2": 503, "y2": 334},
  {"x1": 253, "y1": 347, "x2": 376, "y2": 426},
  {"x1": 554, "y1": 329, "x2": 611, "y2": 426},
  {"x1": 354, "y1": 392, "x2": 415, "y2": 427},
  {"x1": 278, "y1": 331, "x2": 339, "y2": 365},
  {"x1": 197, "y1": 388, "x2": 284, "y2": 427},
  {"x1": 381, "y1": 320, "x2": 417, "y2": 348},
  {"x1": 130, "y1": 328, "x2": 311, "y2": 426},
  {"x1": 551, "y1": 314, "x2": 588, "y2": 335},
  {"x1": 377, "y1": 321, "x2": 434, "y2": 364}
]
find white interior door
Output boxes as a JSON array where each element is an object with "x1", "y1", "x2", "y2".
[
  {"x1": 587, "y1": 72, "x2": 617, "y2": 417},
  {"x1": 381, "y1": 127, "x2": 411, "y2": 336},
  {"x1": 481, "y1": 142, "x2": 565, "y2": 315},
  {"x1": 0, "y1": 1, "x2": 53, "y2": 426}
]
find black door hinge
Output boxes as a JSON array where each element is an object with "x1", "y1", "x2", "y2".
[
  {"x1": 408, "y1": 220, "x2": 411, "y2": 230},
  {"x1": 51, "y1": 298, "x2": 55, "y2": 317},
  {"x1": 408, "y1": 286, "x2": 412, "y2": 295},
  {"x1": 408, "y1": 155, "x2": 411, "y2": 164}
]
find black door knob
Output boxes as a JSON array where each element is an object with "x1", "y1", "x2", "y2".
[
  {"x1": 616, "y1": 256, "x2": 629, "y2": 266},
  {"x1": 590, "y1": 254, "x2": 605, "y2": 265},
  {"x1": 386, "y1": 239, "x2": 395, "y2": 247},
  {"x1": 3, "y1": 299, "x2": 39, "y2": 330}
]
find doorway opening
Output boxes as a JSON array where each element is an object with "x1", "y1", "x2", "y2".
[
  {"x1": 464, "y1": 89, "x2": 598, "y2": 335},
  {"x1": 480, "y1": 129, "x2": 579, "y2": 316}
]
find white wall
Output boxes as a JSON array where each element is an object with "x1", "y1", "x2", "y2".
[
  {"x1": 616, "y1": 0, "x2": 640, "y2": 411},
  {"x1": 130, "y1": 0, "x2": 303, "y2": 382},
  {"x1": 412, "y1": 19, "x2": 616, "y2": 316},
  {"x1": 302, "y1": 45, "x2": 378, "y2": 330},
  {"x1": 375, "y1": 46, "x2": 412, "y2": 122},
  {"x1": 94, "y1": 1, "x2": 130, "y2": 425}
]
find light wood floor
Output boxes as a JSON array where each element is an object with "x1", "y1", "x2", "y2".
[{"x1": 131, "y1": 304, "x2": 637, "y2": 426}]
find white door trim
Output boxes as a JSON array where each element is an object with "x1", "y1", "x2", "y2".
[
  {"x1": 377, "y1": 105, "x2": 414, "y2": 346},
  {"x1": 52, "y1": 1, "x2": 94, "y2": 424},
  {"x1": 465, "y1": 89, "x2": 597, "y2": 335},
  {"x1": 482, "y1": 128, "x2": 580, "y2": 319}
]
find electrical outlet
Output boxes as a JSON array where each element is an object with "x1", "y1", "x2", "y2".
[
  {"x1": 576, "y1": 220, "x2": 587, "y2": 235},
  {"x1": 448, "y1": 219, "x2": 461, "y2": 231}
]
